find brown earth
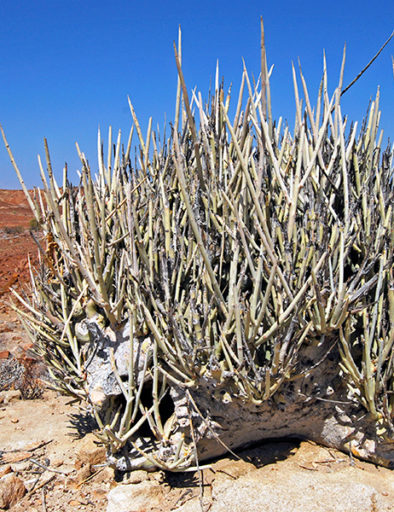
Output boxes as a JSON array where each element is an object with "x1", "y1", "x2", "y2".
[
  {"x1": 0, "y1": 190, "x2": 393, "y2": 512},
  {"x1": 0, "y1": 189, "x2": 40, "y2": 301},
  {"x1": 0, "y1": 189, "x2": 36, "y2": 226}
]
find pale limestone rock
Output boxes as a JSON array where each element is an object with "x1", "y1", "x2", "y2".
[
  {"x1": 172, "y1": 472, "x2": 393, "y2": 512},
  {"x1": 0, "y1": 390, "x2": 21, "y2": 404},
  {"x1": 107, "y1": 480, "x2": 165, "y2": 512},
  {"x1": 122, "y1": 470, "x2": 150, "y2": 485},
  {"x1": 75, "y1": 433, "x2": 106, "y2": 467}
]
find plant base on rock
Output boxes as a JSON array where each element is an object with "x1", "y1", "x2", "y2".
[{"x1": 1, "y1": 22, "x2": 393, "y2": 471}]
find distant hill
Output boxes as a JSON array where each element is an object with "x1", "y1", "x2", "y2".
[{"x1": 0, "y1": 190, "x2": 35, "y2": 228}]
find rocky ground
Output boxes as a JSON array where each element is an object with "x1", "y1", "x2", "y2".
[{"x1": 0, "y1": 190, "x2": 393, "y2": 511}]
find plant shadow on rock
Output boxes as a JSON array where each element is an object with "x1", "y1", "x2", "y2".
[
  {"x1": 234, "y1": 437, "x2": 301, "y2": 468},
  {"x1": 164, "y1": 437, "x2": 301, "y2": 490},
  {"x1": 68, "y1": 411, "x2": 100, "y2": 439}
]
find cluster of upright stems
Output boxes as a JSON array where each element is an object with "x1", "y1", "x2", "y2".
[{"x1": 2, "y1": 27, "x2": 393, "y2": 470}]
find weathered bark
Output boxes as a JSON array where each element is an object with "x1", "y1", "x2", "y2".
[
  {"x1": 182, "y1": 378, "x2": 394, "y2": 468},
  {"x1": 82, "y1": 321, "x2": 394, "y2": 471},
  {"x1": 167, "y1": 354, "x2": 394, "y2": 469}
]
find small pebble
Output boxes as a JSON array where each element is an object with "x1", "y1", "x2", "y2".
[
  {"x1": 122, "y1": 469, "x2": 149, "y2": 484},
  {"x1": 11, "y1": 461, "x2": 31, "y2": 472},
  {"x1": 0, "y1": 465, "x2": 12, "y2": 478},
  {"x1": 24, "y1": 478, "x2": 39, "y2": 492}
]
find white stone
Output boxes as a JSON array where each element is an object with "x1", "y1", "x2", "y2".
[
  {"x1": 107, "y1": 480, "x2": 164, "y2": 512},
  {"x1": 172, "y1": 472, "x2": 393, "y2": 512}
]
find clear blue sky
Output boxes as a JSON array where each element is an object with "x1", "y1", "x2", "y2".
[{"x1": 0, "y1": 0, "x2": 393, "y2": 188}]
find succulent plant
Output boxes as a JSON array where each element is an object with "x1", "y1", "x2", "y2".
[{"x1": 1, "y1": 22, "x2": 393, "y2": 471}]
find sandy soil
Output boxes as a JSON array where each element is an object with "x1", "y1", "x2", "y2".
[{"x1": 0, "y1": 190, "x2": 393, "y2": 511}]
